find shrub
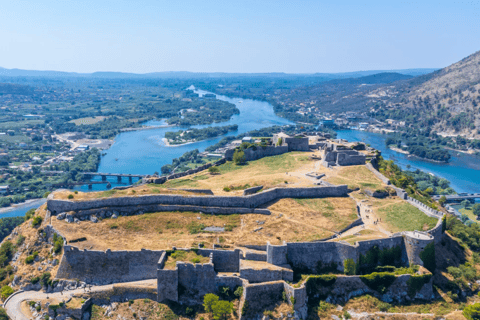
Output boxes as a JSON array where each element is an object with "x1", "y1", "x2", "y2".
[
  {"x1": 31, "y1": 216, "x2": 42, "y2": 227},
  {"x1": 53, "y1": 233, "x2": 64, "y2": 254},
  {"x1": 24, "y1": 209, "x2": 36, "y2": 221},
  {"x1": 16, "y1": 235, "x2": 25, "y2": 246},
  {"x1": 185, "y1": 307, "x2": 194, "y2": 317},
  {"x1": 208, "y1": 166, "x2": 220, "y2": 174},
  {"x1": 67, "y1": 194, "x2": 74, "y2": 199},
  {"x1": 219, "y1": 286, "x2": 232, "y2": 300},
  {"x1": 463, "y1": 302, "x2": 480, "y2": 320},
  {"x1": 317, "y1": 301, "x2": 333, "y2": 313},
  {"x1": 223, "y1": 187, "x2": 231, "y2": 192},
  {"x1": 407, "y1": 274, "x2": 432, "y2": 297},
  {"x1": 419, "y1": 242, "x2": 436, "y2": 273},
  {"x1": 30, "y1": 276, "x2": 40, "y2": 284},
  {"x1": 305, "y1": 275, "x2": 337, "y2": 296},
  {"x1": 25, "y1": 252, "x2": 38, "y2": 264},
  {"x1": 203, "y1": 293, "x2": 219, "y2": 313},
  {"x1": 40, "y1": 272, "x2": 52, "y2": 287},
  {"x1": 187, "y1": 222, "x2": 205, "y2": 234},
  {"x1": 378, "y1": 302, "x2": 391, "y2": 312},
  {"x1": 129, "y1": 299, "x2": 134, "y2": 305},
  {"x1": 234, "y1": 286, "x2": 243, "y2": 298},
  {"x1": 360, "y1": 272, "x2": 396, "y2": 294},
  {"x1": 0, "y1": 286, "x2": 13, "y2": 299}
]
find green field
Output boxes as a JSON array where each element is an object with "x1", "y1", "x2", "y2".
[
  {"x1": 0, "y1": 134, "x2": 29, "y2": 143},
  {"x1": 69, "y1": 116, "x2": 107, "y2": 125},
  {"x1": 0, "y1": 120, "x2": 44, "y2": 129},
  {"x1": 376, "y1": 202, "x2": 438, "y2": 232}
]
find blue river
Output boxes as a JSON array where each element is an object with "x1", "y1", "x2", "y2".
[
  {"x1": 336, "y1": 130, "x2": 480, "y2": 194},
  {"x1": 4, "y1": 92, "x2": 480, "y2": 217}
]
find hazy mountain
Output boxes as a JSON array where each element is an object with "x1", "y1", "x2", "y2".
[{"x1": 0, "y1": 66, "x2": 436, "y2": 79}]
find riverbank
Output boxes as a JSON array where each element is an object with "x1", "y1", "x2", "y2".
[
  {"x1": 0, "y1": 198, "x2": 47, "y2": 218},
  {"x1": 162, "y1": 138, "x2": 196, "y2": 147},
  {"x1": 336, "y1": 129, "x2": 480, "y2": 194},
  {"x1": 389, "y1": 146, "x2": 409, "y2": 155}
]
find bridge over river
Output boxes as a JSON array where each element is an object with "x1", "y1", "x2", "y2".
[
  {"x1": 42, "y1": 171, "x2": 146, "y2": 183},
  {"x1": 432, "y1": 193, "x2": 480, "y2": 202}
]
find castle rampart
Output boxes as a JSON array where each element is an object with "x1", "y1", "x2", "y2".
[{"x1": 47, "y1": 185, "x2": 349, "y2": 215}]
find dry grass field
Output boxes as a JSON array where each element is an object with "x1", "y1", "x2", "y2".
[
  {"x1": 161, "y1": 152, "x2": 325, "y2": 195},
  {"x1": 325, "y1": 165, "x2": 384, "y2": 190},
  {"x1": 51, "y1": 195, "x2": 359, "y2": 251},
  {"x1": 53, "y1": 186, "x2": 201, "y2": 201}
]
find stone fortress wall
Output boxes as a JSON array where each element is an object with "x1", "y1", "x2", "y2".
[
  {"x1": 46, "y1": 185, "x2": 349, "y2": 216},
  {"x1": 366, "y1": 160, "x2": 444, "y2": 219},
  {"x1": 145, "y1": 158, "x2": 227, "y2": 184},
  {"x1": 47, "y1": 146, "x2": 445, "y2": 318},
  {"x1": 321, "y1": 142, "x2": 366, "y2": 167},
  {"x1": 56, "y1": 246, "x2": 165, "y2": 285}
]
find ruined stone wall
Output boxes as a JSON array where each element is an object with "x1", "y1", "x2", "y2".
[
  {"x1": 427, "y1": 217, "x2": 444, "y2": 244},
  {"x1": 61, "y1": 204, "x2": 271, "y2": 219},
  {"x1": 407, "y1": 197, "x2": 443, "y2": 218},
  {"x1": 266, "y1": 243, "x2": 288, "y2": 266},
  {"x1": 243, "y1": 250, "x2": 267, "y2": 261},
  {"x1": 157, "y1": 268, "x2": 178, "y2": 302},
  {"x1": 197, "y1": 248, "x2": 241, "y2": 272},
  {"x1": 285, "y1": 241, "x2": 357, "y2": 273},
  {"x1": 365, "y1": 162, "x2": 391, "y2": 185},
  {"x1": 279, "y1": 236, "x2": 408, "y2": 273},
  {"x1": 47, "y1": 185, "x2": 348, "y2": 214},
  {"x1": 145, "y1": 159, "x2": 227, "y2": 184},
  {"x1": 56, "y1": 246, "x2": 164, "y2": 285},
  {"x1": 215, "y1": 275, "x2": 245, "y2": 291},
  {"x1": 356, "y1": 236, "x2": 407, "y2": 265},
  {"x1": 337, "y1": 153, "x2": 366, "y2": 166},
  {"x1": 241, "y1": 281, "x2": 285, "y2": 318},
  {"x1": 243, "y1": 186, "x2": 263, "y2": 196},
  {"x1": 239, "y1": 262, "x2": 293, "y2": 283},
  {"x1": 225, "y1": 146, "x2": 289, "y2": 161},
  {"x1": 177, "y1": 262, "x2": 216, "y2": 305},
  {"x1": 284, "y1": 137, "x2": 309, "y2": 151}
]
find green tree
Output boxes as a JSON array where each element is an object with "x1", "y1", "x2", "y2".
[
  {"x1": 233, "y1": 149, "x2": 246, "y2": 165},
  {"x1": 462, "y1": 200, "x2": 471, "y2": 209},
  {"x1": 0, "y1": 307, "x2": 9, "y2": 320},
  {"x1": 208, "y1": 166, "x2": 220, "y2": 174},
  {"x1": 343, "y1": 258, "x2": 356, "y2": 275},
  {"x1": 438, "y1": 195, "x2": 447, "y2": 207},
  {"x1": 203, "y1": 293, "x2": 219, "y2": 313},
  {"x1": 212, "y1": 301, "x2": 233, "y2": 320},
  {"x1": 473, "y1": 204, "x2": 480, "y2": 216},
  {"x1": 419, "y1": 242, "x2": 436, "y2": 273}
]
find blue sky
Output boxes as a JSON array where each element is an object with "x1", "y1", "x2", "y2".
[{"x1": 0, "y1": 0, "x2": 479, "y2": 73}]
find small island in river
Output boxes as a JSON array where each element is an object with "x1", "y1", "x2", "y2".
[{"x1": 164, "y1": 124, "x2": 238, "y2": 146}]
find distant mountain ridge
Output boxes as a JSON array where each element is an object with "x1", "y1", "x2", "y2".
[
  {"x1": 0, "y1": 66, "x2": 437, "y2": 79},
  {"x1": 372, "y1": 50, "x2": 480, "y2": 137}
]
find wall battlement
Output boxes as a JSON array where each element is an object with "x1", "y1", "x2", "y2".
[{"x1": 47, "y1": 185, "x2": 349, "y2": 215}]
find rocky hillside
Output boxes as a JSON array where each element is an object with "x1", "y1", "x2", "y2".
[{"x1": 374, "y1": 50, "x2": 480, "y2": 137}]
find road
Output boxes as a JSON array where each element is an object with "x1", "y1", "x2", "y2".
[{"x1": 4, "y1": 279, "x2": 157, "y2": 320}]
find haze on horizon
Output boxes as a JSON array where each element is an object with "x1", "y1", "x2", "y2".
[{"x1": 1, "y1": 0, "x2": 479, "y2": 74}]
